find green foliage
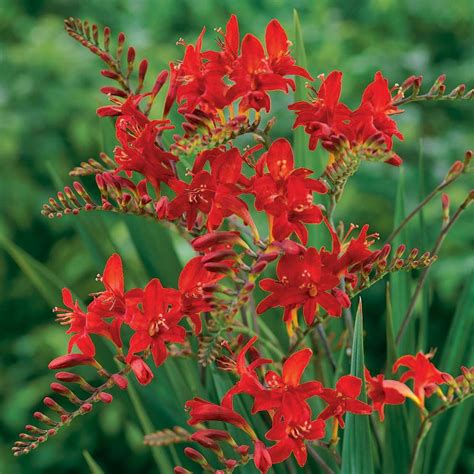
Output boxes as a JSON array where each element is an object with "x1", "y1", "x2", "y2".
[
  {"x1": 341, "y1": 301, "x2": 374, "y2": 474},
  {"x1": 0, "y1": 1, "x2": 472, "y2": 473}
]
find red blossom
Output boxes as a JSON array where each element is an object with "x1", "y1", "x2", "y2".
[
  {"x1": 257, "y1": 246, "x2": 346, "y2": 334},
  {"x1": 351, "y1": 71, "x2": 404, "y2": 150},
  {"x1": 318, "y1": 375, "x2": 372, "y2": 428},
  {"x1": 253, "y1": 440, "x2": 272, "y2": 474},
  {"x1": 253, "y1": 349, "x2": 322, "y2": 415},
  {"x1": 126, "y1": 279, "x2": 185, "y2": 367},
  {"x1": 365, "y1": 368, "x2": 414, "y2": 421},
  {"x1": 251, "y1": 138, "x2": 327, "y2": 244},
  {"x1": 266, "y1": 414, "x2": 325, "y2": 467},
  {"x1": 54, "y1": 288, "x2": 109, "y2": 357},
  {"x1": 168, "y1": 148, "x2": 257, "y2": 235},
  {"x1": 289, "y1": 71, "x2": 352, "y2": 150},
  {"x1": 392, "y1": 352, "x2": 447, "y2": 406}
]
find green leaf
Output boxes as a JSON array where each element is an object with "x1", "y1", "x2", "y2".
[
  {"x1": 292, "y1": 9, "x2": 329, "y2": 249},
  {"x1": 126, "y1": 379, "x2": 175, "y2": 472},
  {"x1": 417, "y1": 143, "x2": 429, "y2": 351},
  {"x1": 292, "y1": 9, "x2": 312, "y2": 172},
  {"x1": 391, "y1": 169, "x2": 414, "y2": 354},
  {"x1": 383, "y1": 284, "x2": 412, "y2": 474},
  {"x1": 82, "y1": 450, "x2": 105, "y2": 474},
  {"x1": 424, "y1": 274, "x2": 474, "y2": 474},
  {"x1": 0, "y1": 235, "x2": 65, "y2": 307},
  {"x1": 124, "y1": 215, "x2": 183, "y2": 287},
  {"x1": 341, "y1": 300, "x2": 374, "y2": 474}
]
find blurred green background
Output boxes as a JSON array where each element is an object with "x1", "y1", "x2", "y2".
[{"x1": 0, "y1": 0, "x2": 472, "y2": 473}]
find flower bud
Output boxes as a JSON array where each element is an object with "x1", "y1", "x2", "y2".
[
  {"x1": 98, "y1": 392, "x2": 113, "y2": 404},
  {"x1": 48, "y1": 354, "x2": 95, "y2": 370},
  {"x1": 253, "y1": 440, "x2": 272, "y2": 474},
  {"x1": 111, "y1": 374, "x2": 128, "y2": 390},
  {"x1": 192, "y1": 231, "x2": 244, "y2": 251},
  {"x1": 184, "y1": 447, "x2": 207, "y2": 464},
  {"x1": 130, "y1": 356, "x2": 154, "y2": 385}
]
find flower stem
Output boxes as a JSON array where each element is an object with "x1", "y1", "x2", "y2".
[{"x1": 396, "y1": 193, "x2": 472, "y2": 345}]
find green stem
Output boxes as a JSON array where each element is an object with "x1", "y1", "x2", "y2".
[{"x1": 396, "y1": 193, "x2": 472, "y2": 345}]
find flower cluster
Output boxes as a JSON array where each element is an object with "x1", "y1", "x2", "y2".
[
  {"x1": 289, "y1": 70, "x2": 404, "y2": 165},
  {"x1": 54, "y1": 253, "x2": 226, "y2": 384},
  {"x1": 177, "y1": 340, "x2": 471, "y2": 473},
  {"x1": 15, "y1": 12, "x2": 473, "y2": 474}
]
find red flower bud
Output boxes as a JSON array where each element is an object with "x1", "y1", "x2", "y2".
[
  {"x1": 192, "y1": 231, "x2": 244, "y2": 251},
  {"x1": 48, "y1": 354, "x2": 95, "y2": 370},
  {"x1": 111, "y1": 374, "x2": 128, "y2": 390},
  {"x1": 130, "y1": 356, "x2": 154, "y2": 385},
  {"x1": 253, "y1": 440, "x2": 272, "y2": 474},
  {"x1": 98, "y1": 392, "x2": 113, "y2": 404}
]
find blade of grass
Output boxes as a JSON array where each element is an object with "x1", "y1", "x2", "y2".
[
  {"x1": 126, "y1": 379, "x2": 175, "y2": 472},
  {"x1": 383, "y1": 284, "x2": 411, "y2": 474},
  {"x1": 341, "y1": 300, "x2": 374, "y2": 474},
  {"x1": 82, "y1": 450, "x2": 105, "y2": 474},
  {"x1": 417, "y1": 143, "x2": 429, "y2": 351},
  {"x1": 390, "y1": 169, "x2": 414, "y2": 355},
  {"x1": 424, "y1": 274, "x2": 473, "y2": 474},
  {"x1": 0, "y1": 235, "x2": 68, "y2": 307}
]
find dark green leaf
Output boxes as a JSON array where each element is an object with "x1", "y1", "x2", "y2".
[{"x1": 341, "y1": 300, "x2": 374, "y2": 474}]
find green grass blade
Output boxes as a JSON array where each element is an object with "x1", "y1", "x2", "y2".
[
  {"x1": 292, "y1": 9, "x2": 312, "y2": 172},
  {"x1": 341, "y1": 300, "x2": 374, "y2": 474},
  {"x1": 417, "y1": 143, "x2": 429, "y2": 351},
  {"x1": 82, "y1": 450, "x2": 105, "y2": 474},
  {"x1": 126, "y1": 379, "x2": 175, "y2": 472},
  {"x1": 391, "y1": 169, "x2": 414, "y2": 354},
  {"x1": 0, "y1": 235, "x2": 65, "y2": 307},
  {"x1": 424, "y1": 274, "x2": 474, "y2": 474},
  {"x1": 124, "y1": 215, "x2": 183, "y2": 287},
  {"x1": 383, "y1": 284, "x2": 411, "y2": 473}
]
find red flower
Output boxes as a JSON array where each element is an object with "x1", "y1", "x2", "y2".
[
  {"x1": 266, "y1": 414, "x2": 325, "y2": 466},
  {"x1": 186, "y1": 398, "x2": 256, "y2": 439},
  {"x1": 351, "y1": 71, "x2": 403, "y2": 150},
  {"x1": 222, "y1": 336, "x2": 271, "y2": 409},
  {"x1": 175, "y1": 28, "x2": 228, "y2": 114},
  {"x1": 289, "y1": 71, "x2": 352, "y2": 149},
  {"x1": 126, "y1": 279, "x2": 185, "y2": 367},
  {"x1": 178, "y1": 256, "x2": 227, "y2": 333},
  {"x1": 227, "y1": 20, "x2": 311, "y2": 112},
  {"x1": 257, "y1": 246, "x2": 346, "y2": 335},
  {"x1": 320, "y1": 219, "x2": 381, "y2": 288},
  {"x1": 204, "y1": 15, "x2": 240, "y2": 75},
  {"x1": 392, "y1": 352, "x2": 447, "y2": 406},
  {"x1": 365, "y1": 368, "x2": 414, "y2": 421},
  {"x1": 54, "y1": 289, "x2": 109, "y2": 357},
  {"x1": 253, "y1": 349, "x2": 322, "y2": 415},
  {"x1": 251, "y1": 138, "x2": 327, "y2": 244},
  {"x1": 113, "y1": 96, "x2": 176, "y2": 190},
  {"x1": 88, "y1": 254, "x2": 143, "y2": 347},
  {"x1": 318, "y1": 375, "x2": 372, "y2": 428},
  {"x1": 168, "y1": 148, "x2": 257, "y2": 235}
]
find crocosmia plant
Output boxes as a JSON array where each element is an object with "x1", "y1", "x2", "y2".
[{"x1": 11, "y1": 13, "x2": 473, "y2": 474}]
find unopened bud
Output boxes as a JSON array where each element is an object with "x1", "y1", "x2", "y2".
[
  {"x1": 111, "y1": 374, "x2": 128, "y2": 390},
  {"x1": 48, "y1": 354, "x2": 95, "y2": 370},
  {"x1": 98, "y1": 392, "x2": 113, "y2": 404}
]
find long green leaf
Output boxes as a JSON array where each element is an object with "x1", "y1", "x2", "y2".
[
  {"x1": 292, "y1": 9, "x2": 312, "y2": 172},
  {"x1": 417, "y1": 143, "x2": 429, "y2": 351},
  {"x1": 391, "y1": 169, "x2": 413, "y2": 354},
  {"x1": 424, "y1": 274, "x2": 474, "y2": 474},
  {"x1": 124, "y1": 215, "x2": 182, "y2": 287},
  {"x1": 0, "y1": 235, "x2": 65, "y2": 307},
  {"x1": 383, "y1": 284, "x2": 411, "y2": 474},
  {"x1": 341, "y1": 300, "x2": 374, "y2": 474},
  {"x1": 126, "y1": 379, "x2": 175, "y2": 472},
  {"x1": 82, "y1": 450, "x2": 105, "y2": 474}
]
